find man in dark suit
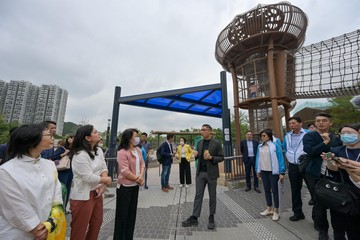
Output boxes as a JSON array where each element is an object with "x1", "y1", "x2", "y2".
[
  {"x1": 182, "y1": 124, "x2": 224, "y2": 230},
  {"x1": 240, "y1": 131, "x2": 261, "y2": 193},
  {"x1": 303, "y1": 112, "x2": 342, "y2": 240}
]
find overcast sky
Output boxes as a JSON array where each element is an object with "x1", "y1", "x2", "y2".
[{"x1": 1, "y1": 0, "x2": 359, "y2": 133}]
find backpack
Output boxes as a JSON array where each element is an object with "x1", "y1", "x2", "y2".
[{"x1": 156, "y1": 145, "x2": 165, "y2": 164}]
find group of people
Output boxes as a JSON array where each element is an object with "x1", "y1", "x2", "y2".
[
  {"x1": 1, "y1": 112, "x2": 359, "y2": 240},
  {"x1": 241, "y1": 113, "x2": 360, "y2": 240}
]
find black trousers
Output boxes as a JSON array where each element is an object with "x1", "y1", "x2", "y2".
[
  {"x1": 244, "y1": 157, "x2": 258, "y2": 188},
  {"x1": 304, "y1": 172, "x2": 329, "y2": 231},
  {"x1": 113, "y1": 185, "x2": 139, "y2": 240},
  {"x1": 330, "y1": 210, "x2": 360, "y2": 240},
  {"x1": 179, "y1": 158, "x2": 191, "y2": 184},
  {"x1": 288, "y1": 163, "x2": 303, "y2": 215}
]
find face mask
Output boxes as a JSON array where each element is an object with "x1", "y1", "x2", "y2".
[
  {"x1": 180, "y1": 141, "x2": 184, "y2": 145},
  {"x1": 340, "y1": 133, "x2": 359, "y2": 145},
  {"x1": 134, "y1": 137, "x2": 140, "y2": 146},
  {"x1": 98, "y1": 143, "x2": 104, "y2": 147}
]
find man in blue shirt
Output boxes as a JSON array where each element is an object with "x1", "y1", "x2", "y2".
[
  {"x1": 283, "y1": 116, "x2": 308, "y2": 221},
  {"x1": 40, "y1": 121, "x2": 57, "y2": 160},
  {"x1": 140, "y1": 132, "x2": 151, "y2": 189}
]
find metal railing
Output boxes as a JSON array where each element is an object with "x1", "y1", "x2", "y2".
[{"x1": 224, "y1": 155, "x2": 246, "y2": 181}]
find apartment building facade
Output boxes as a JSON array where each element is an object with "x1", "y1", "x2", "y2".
[{"x1": 0, "y1": 79, "x2": 68, "y2": 135}]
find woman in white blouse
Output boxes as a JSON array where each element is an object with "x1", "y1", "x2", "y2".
[
  {"x1": 69, "y1": 125, "x2": 112, "y2": 240},
  {"x1": 0, "y1": 124, "x2": 63, "y2": 240}
]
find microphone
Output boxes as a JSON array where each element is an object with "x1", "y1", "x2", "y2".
[{"x1": 350, "y1": 95, "x2": 360, "y2": 108}]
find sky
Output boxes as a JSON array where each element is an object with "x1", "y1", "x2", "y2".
[{"x1": 1, "y1": 0, "x2": 359, "y2": 133}]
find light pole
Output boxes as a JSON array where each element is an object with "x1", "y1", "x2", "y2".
[{"x1": 106, "y1": 119, "x2": 111, "y2": 147}]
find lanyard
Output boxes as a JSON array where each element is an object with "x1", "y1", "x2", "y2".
[{"x1": 345, "y1": 147, "x2": 360, "y2": 162}]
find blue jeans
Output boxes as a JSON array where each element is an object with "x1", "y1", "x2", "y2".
[
  {"x1": 261, "y1": 171, "x2": 279, "y2": 208},
  {"x1": 161, "y1": 165, "x2": 171, "y2": 188}
]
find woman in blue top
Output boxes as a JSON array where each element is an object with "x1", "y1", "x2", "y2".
[{"x1": 255, "y1": 129, "x2": 286, "y2": 221}]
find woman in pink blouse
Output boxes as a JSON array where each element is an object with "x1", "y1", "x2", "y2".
[{"x1": 113, "y1": 128, "x2": 145, "y2": 240}]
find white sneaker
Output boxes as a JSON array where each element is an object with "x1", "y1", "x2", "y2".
[
  {"x1": 185, "y1": 184, "x2": 188, "y2": 188},
  {"x1": 272, "y1": 212, "x2": 279, "y2": 221},
  {"x1": 179, "y1": 184, "x2": 183, "y2": 188},
  {"x1": 260, "y1": 209, "x2": 274, "y2": 216}
]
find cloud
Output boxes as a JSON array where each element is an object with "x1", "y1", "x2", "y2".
[{"x1": 1, "y1": 0, "x2": 359, "y2": 133}]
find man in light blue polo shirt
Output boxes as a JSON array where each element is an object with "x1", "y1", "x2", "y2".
[{"x1": 283, "y1": 116, "x2": 308, "y2": 221}]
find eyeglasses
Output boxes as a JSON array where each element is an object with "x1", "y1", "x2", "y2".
[{"x1": 43, "y1": 133, "x2": 53, "y2": 137}]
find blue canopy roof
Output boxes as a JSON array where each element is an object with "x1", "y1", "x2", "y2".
[{"x1": 119, "y1": 83, "x2": 223, "y2": 118}]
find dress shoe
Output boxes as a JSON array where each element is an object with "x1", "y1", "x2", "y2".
[
  {"x1": 207, "y1": 215, "x2": 215, "y2": 229},
  {"x1": 254, "y1": 187, "x2": 261, "y2": 193},
  {"x1": 161, "y1": 187, "x2": 169, "y2": 192},
  {"x1": 144, "y1": 185, "x2": 149, "y2": 189},
  {"x1": 318, "y1": 230, "x2": 329, "y2": 240},
  {"x1": 245, "y1": 186, "x2": 251, "y2": 192},
  {"x1": 182, "y1": 215, "x2": 198, "y2": 227},
  {"x1": 308, "y1": 199, "x2": 314, "y2": 205},
  {"x1": 166, "y1": 185, "x2": 174, "y2": 190},
  {"x1": 260, "y1": 208, "x2": 274, "y2": 216},
  {"x1": 289, "y1": 213, "x2": 305, "y2": 221}
]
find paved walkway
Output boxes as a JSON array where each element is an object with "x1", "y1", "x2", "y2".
[{"x1": 66, "y1": 162, "x2": 331, "y2": 240}]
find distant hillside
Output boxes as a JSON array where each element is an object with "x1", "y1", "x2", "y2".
[{"x1": 62, "y1": 122, "x2": 82, "y2": 136}]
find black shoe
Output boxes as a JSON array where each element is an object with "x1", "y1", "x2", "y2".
[
  {"x1": 144, "y1": 185, "x2": 149, "y2": 189},
  {"x1": 207, "y1": 215, "x2": 215, "y2": 229},
  {"x1": 308, "y1": 199, "x2": 314, "y2": 205},
  {"x1": 289, "y1": 213, "x2": 305, "y2": 221},
  {"x1": 245, "y1": 186, "x2": 251, "y2": 192},
  {"x1": 254, "y1": 187, "x2": 261, "y2": 193},
  {"x1": 182, "y1": 216, "x2": 198, "y2": 227},
  {"x1": 318, "y1": 230, "x2": 329, "y2": 240}
]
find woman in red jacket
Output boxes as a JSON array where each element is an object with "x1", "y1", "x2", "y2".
[{"x1": 113, "y1": 128, "x2": 145, "y2": 240}]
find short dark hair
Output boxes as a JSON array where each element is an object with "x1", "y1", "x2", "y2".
[
  {"x1": 315, "y1": 112, "x2": 332, "y2": 119},
  {"x1": 167, "y1": 134, "x2": 175, "y2": 140},
  {"x1": 259, "y1": 129, "x2": 273, "y2": 141},
  {"x1": 307, "y1": 123, "x2": 315, "y2": 128},
  {"x1": 246, "y1": 130, "x2": 252, "y2": 134},
  {"x1": 288, "y1": 116, "x2": 302, "y2": 123},
  {"x1": 118, "y1": 128, "x2": 138, "y2": 150},
  {"x1": 7, "y1": 124, "x2": 47, "y2": 160},
  {"x1": 202, "y1": 124, "x2": 212, "y2": 131},
  {"x1": 179, "y1": 137, "x2": 187, "y2": 143},
  {"x1": 339, "y1": 123, "x2": 360, "y2": 133},
  {"x1": 141, "y1": 132, "x2": 148, "y2": 137},
  {"x1": 70, "y1": 125, "x2": 98, "y2": 160},
  {"x1": 41, "y1": 120, "x2": 57, "y2": 127}
]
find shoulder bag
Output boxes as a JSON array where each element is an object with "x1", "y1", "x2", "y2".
[
  {"x1": 57, "y1": 155, "x2": 71, "y2": 171},
  {"x1": 314, "y1": 170, "x2": 360, "y2": 216}
]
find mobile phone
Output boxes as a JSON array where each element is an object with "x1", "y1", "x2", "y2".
[{"x1": 331, "y1": 157, "x2": 343, "y2": 164}]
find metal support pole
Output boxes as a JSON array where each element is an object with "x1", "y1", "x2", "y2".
[
  {"x1": 109, "y1": 86, "x2": 121, "y2": 158},
  {"x1": 229, "y1": 65, "x2": 241, "y2": 156},
  {"x1": 220, "y1": 71, "x2": 232, "y2": 173},
  {"x1": 267, "y1": 38, "x2": 281, "y2": 139}
]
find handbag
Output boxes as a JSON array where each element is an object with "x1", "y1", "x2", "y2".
[
  {"x1": 314, "y1": 170, "x2": 360, "y2": 216},
  {"x1": 56, "y1": 155, "x2": 70, "y2": 171},
  {"x1": 298, "y1": 154, "x2": 310, "y2": 175}
]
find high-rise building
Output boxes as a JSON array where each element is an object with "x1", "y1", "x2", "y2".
[{"x1": 0, "y1": 80, "x2": 68, "y2": 135}]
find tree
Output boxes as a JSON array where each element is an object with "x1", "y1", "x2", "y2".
[
  {"x1": 231, "y1": 112, "x2": 250, "y2": 143},
  {"x1": 328, "y1": 96, "x2": 360, "y2": 128},
  {"x1": 0, "y1": 115, "x2": 19, "y2": 143}
]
